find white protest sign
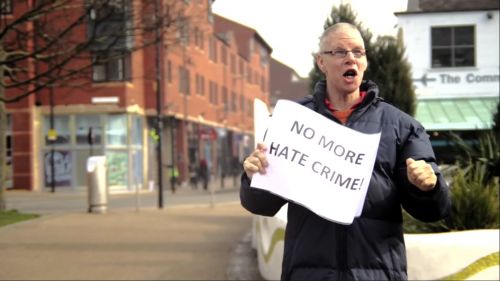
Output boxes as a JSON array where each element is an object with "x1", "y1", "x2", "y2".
[
  {"x1": 253, "y1": 98, "x2": 270, "y2": 148},
  {"x1": 251, "y1": 99, "x2": 381, "y2": 224}
]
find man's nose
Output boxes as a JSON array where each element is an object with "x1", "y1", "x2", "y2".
[
  {"x1": 345, "y1": 51, "x2": 357, "y2": 60},
  {"x1": 344, "y1": 54, "x2": 356, "y2": 64}
]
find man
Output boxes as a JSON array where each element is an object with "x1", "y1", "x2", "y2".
[
  {"x1": 199, "y1": 158, "x2": 209, "y2": 190},
  {"x1": 240, "y1": 23, "x2": 451, "y2": 280}
]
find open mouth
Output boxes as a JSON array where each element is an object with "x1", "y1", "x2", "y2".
[{"x1": 343, "y1": 69, "x2": 357, "y2": 78}]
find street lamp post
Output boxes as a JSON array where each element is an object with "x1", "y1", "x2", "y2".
[
  {"x1": 219, "y1": 116, "x2": 227, "y2": 189},
  {"x1": 49, "y1": 85, "x2": 55, "y2": 193},
  {"x1": 230, "y1": 74, "x2": 247, "y2": 185},
  {"x1": 154, "y1": 0, "x2": 165, "y2": 209}
]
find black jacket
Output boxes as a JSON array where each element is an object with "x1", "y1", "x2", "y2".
[{"x1": 240, "y1": 80, "x2": 451, "y2": 280}]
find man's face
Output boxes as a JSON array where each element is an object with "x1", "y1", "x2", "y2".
[{"x1": 316, "y1": 27, "x2": 368, "y2": 95}]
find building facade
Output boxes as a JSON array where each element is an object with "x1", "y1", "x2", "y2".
[
  {"x1": 396, "y1": 0, "x2": 499, "y2": 162},
  {"x1": 269, "y1": 58, "x2": 309, "y2": 108},
  {"x1": 2, "y1": 0, "x2": 271, "y2": 192}
]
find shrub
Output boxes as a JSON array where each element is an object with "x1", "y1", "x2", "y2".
[
  {"x1": 403, "y1": 161, "x2": 499, "y2": 233},
  {"x1": 446, "y1": 161, "x2": 499, "y2": 230},
  {"x1": 403, "y1": 130, "x2": 500, "y2": 233}
]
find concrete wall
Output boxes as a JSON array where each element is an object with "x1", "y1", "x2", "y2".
[{"x1": 252, "y1": 206, "x2": 500, "y2": 280}]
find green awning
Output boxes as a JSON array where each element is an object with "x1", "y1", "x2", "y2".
[{"x1": 415, "y1": 97, "x2": 499, "y2": 131}]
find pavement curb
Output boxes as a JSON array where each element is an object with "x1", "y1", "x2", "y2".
[{"x1": 227, "y1": 231, "x2": 264, "y2": 281}]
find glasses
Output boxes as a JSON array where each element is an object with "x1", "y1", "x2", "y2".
[{"x1": 321, "y1": 49, "x2": 366, "y2": 58}]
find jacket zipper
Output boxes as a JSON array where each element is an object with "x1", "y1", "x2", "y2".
[
  {"x1": 336, "y1": 225, "x2": 348, "y2": 280},
  {"x1": 345, "y1": 96, "x2": 382, "y2": 127}
]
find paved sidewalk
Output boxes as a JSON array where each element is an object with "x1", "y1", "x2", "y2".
[
  {"x1": 0, "y1": 186, "x2": 264, "y2": 280},
  {"x1": 4, "y1": 177, "x2": 242, "y2": 215}
]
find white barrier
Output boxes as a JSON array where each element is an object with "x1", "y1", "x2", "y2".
[
  {"x1": 252, "y1": 204, "x2": 499, "y2": 280},
  {"x1": 405, "y1": 230, "x2": 499, "y2": 280}
]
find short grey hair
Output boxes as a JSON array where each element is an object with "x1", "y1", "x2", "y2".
[{"x1": 318, "y1": 22, "x2": 361, "y2": 51}]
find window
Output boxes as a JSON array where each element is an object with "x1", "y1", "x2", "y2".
[
  {"x1": 249, "y1": 38, "x2": 254, "y2": 53},
  {"x1": 106, "y1": 151, "x2": 129, "y2": 186},
  {"x1": 92, "y1": 0, "x2": 126, "y2": 21},
  {"x1": 1, "y1": 0, "x2": 12, "y2": 14},
  {"x1": 195, "y1": 74, "x2": 200, "y2": 94},
  {"x1": 246, "y1": 66, "x2": 252, "y2": 83},
  {"x1": 178, "y1": 66, "x2": 190, "y2": 95},
  {"x1": 260, "y1": 45, "x2": 269, "y2": 66},
  {"x1": 240, "y1": 95, "x2": 245, "y2": 113},
  {"x1": 431, "y1": 26, "x2": 475, "y2": 68},
  {"x1": 194, "y1": 27, "x2": 199, "y2": 47},
  {"x1": 199, "y1": 32, "x2": 205, "y2": 50},
  {"x1": 88, "y1": 0, "x2": 132, "y2": 50},
  {"x1": 194, "y1": 28, "x2": 204, "y2": 49},
  {"x1": 44, "y1": 116, "x2": 71, "y2": 146},
  {"x1": 209, "y1": 81, "x2": 218, "y2": 104},
  {"x1": 167, "y1": 60, "x2": 172, "y2": 83},
  {"x1": 106, "y1": 115, "x2": 127, "y2": 146},
  {"x1": 195, "y1": 73, "x2": 205, "y2": 95},
  {"x1": 230, "y1": 54, "x2": 236, "y2": 73},
  {"x1": 213, "y1": 40, "x2": 217, "y2": 62},
  {"x1": 209, "y1": 81, "x2": 215, "y2": 104},
  {"x1": 247, "y1": 99, "x2": 252, "y2": 117},
  {"x1": 92, "y1": 51, "x2": 131, "y2": 82},
  {"x1": 214, "y1": 83, "x2": 218, "y2": 105},
  {"x1": 200, "y1": 76, "x2": 205, "y2": 96},
  {"x1": 209, "y1": 37, "x2": 218, "y2": 62},
  {"x1": 231, "y1": 91, "x2": 237, "y2": 112},
  {"x1": 221, "y1": 46, "x2": 227, "y2": 65},
  {"x1": 3, "y1": 52, "x2": 21, "y2": 79},
  {"x1": 222, "y1": 87, "x2": 228, "y2": 111},
  {"x1": 239, "y1": 59, "x2": 244, "y2": 76},
  {"x1": 131, "y1": 115, "x2": 143, "y2": 146},
  {"x1": 207, "y1": 0, "x2": 213, "y2": 23},
  {"x1": 179, "y1": 21, "x2": 190, "y2": 46},
  {"x1": 76, "y1": 115, "x2": 102, "y2": 145},
  {"x1": 185, "y1": 69, "x2": 191, "y2": 95}
]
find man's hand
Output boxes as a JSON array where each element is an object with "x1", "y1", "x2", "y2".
[
  {"x1": 243, "y1": 143, "x2": 269, "y2": 179},
  {"x1": 406, "y1": 158, "x2": 437, "y2": 191}
]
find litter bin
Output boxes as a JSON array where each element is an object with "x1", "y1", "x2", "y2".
[{"x1": 87, "y1": 156, "x2": 107, "y2": 213}]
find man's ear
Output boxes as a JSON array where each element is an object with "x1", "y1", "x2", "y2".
[{"x1": 316, "y1": 54, "x2": 326, "y2": 73}]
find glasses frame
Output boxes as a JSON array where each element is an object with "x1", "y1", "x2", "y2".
[{"x1": 321, "y1": 49, "x2": 366, "y2": 58}]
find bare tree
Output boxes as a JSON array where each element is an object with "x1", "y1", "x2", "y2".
[{"x1": 0, "y1": 0, "x2": 207, "y2": 210}]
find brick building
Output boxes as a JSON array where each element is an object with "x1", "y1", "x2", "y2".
[
  {"x1": 2, "y1": 0, "x2": 272, "y2": 192},
  {"x1": 269, "y1": 58, "x2": 309, "y2": 107}
]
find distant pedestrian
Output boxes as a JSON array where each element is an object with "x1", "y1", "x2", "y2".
[
  {"x1": 189, "y1": 164, "x2": 199, "y2": 189},
  {"x1": 199, "y1": 159, "x2": 209, "y2": 190},
  {"x1": 169, "y1": 165, "x2": 179, "y2": 193}
]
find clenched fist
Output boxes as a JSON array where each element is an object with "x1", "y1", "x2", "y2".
[
  {"x1": 243, "y1": 143, "x2": 269, "y2": 179},
  {"x1": 406, "y1": 158, "x2": 437, "y2": 191}
]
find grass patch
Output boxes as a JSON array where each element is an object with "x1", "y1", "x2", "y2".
[{"x1": 0, "y1": 210, "x2": 40, "y2": 228}]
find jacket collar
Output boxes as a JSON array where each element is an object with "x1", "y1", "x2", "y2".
[{"x1": 312, "y1": 79, "x2": 380, "y2": 113}]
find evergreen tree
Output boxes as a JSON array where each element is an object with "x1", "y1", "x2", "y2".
[
  {"x1": 308, "y1": 4, "x2": 416, "y2": 116},
  {"x1": 369, "y1": 30, "x2": 416, "y2": 115},
  {"x1": 493, "y1": 100, "x2": 500, "y2": 141}
]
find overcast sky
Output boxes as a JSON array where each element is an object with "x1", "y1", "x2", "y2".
[{"x1": 212, "y1": 0, "x2": 409, "y2": 77}]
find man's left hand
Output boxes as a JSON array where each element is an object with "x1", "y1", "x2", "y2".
[{"x1": 406, "y1": 158, "x2": 437, "y2": 192}]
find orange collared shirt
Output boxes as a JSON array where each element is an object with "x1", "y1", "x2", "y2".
[{"x1": 324, "y1": 91, "x2": 366, "y2": 124}]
